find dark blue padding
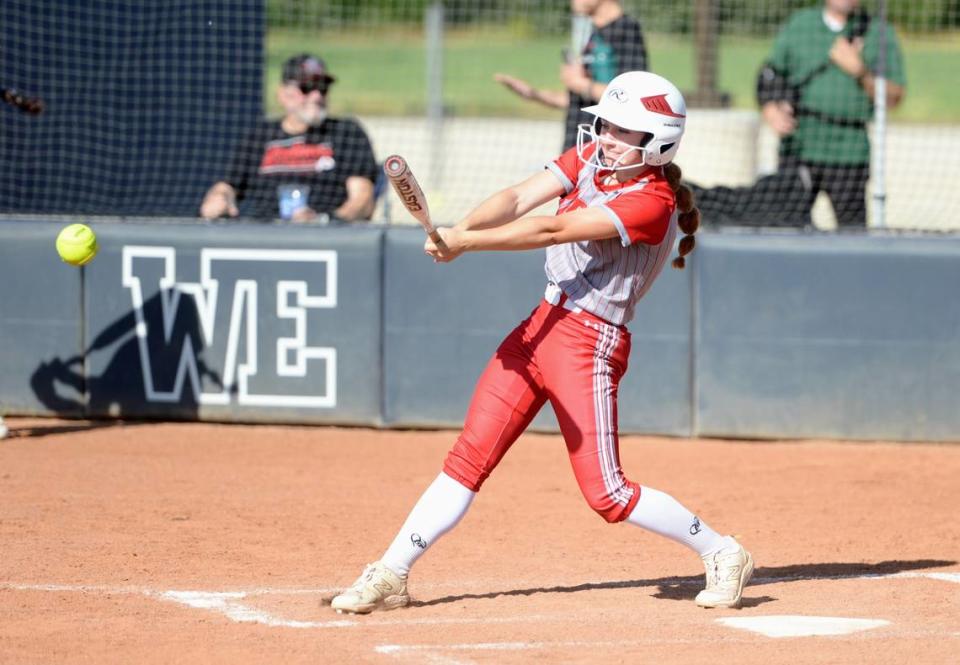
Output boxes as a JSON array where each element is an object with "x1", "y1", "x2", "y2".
[
  {"x1": 0, "y1": 1, "x2": 263, "y2": 216},
  {"x1": 695, "y1": 232, "x2": 960, "y2": 441}
]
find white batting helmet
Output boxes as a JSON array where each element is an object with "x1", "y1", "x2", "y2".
[{"x1": 577, "y1": 71, "x2": 687, "y2": 169}]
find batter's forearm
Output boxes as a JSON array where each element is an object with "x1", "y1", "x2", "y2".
[
  {"x1": 461, "y1": 215, "x2": 562, "y2": 251},
  {"x1": 456, "y1": 189, "x2": 525, "y2": 231}
]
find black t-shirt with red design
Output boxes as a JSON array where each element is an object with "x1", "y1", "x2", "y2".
[{"x1": 224, "y1": 117, "x2": 378, "y2": 220}]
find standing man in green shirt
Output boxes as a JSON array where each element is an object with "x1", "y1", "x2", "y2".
[{"x1": 695, "y1": 0, "x2": 906, "y2": 228}]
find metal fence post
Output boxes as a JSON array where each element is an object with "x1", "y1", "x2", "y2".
[
  {"x1": 871, "y1": 0, "x2": 888, "y2": 229},
  {"x1": 425, "y1": 1, "x2": 444, "y2": 193}
]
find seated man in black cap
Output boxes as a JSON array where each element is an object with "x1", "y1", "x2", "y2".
[{"x1": 200, "y1": 53, "x2": 379, "y2": 222}]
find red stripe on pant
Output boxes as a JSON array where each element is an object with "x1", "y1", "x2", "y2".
[{"x1": 443, "y1": 299, "x2": 640, "y2": 523}]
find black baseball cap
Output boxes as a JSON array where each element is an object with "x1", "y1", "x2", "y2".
[{"x1": 282, "y1": 54, "x2": 337, "y2": 87}]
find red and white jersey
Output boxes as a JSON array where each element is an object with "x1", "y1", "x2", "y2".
[{"x1": 543, "y1": 143, "x2": 678, "y2": 326}]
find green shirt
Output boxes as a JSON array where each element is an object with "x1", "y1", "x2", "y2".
[{"x1": 767, "y1": 8, "x2": 906, "y2": 165}]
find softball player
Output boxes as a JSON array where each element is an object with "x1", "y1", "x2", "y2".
[{"x1": 332, "y1": 72, "x2": 753, "y2": 614}]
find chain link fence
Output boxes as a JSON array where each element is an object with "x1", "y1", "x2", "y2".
[
  {"x1": 2, "y1": 1, "x2": 957, "y2": 229},
  {"x1": 266, "y1": 0, "x2": 958, "y2": 230}
]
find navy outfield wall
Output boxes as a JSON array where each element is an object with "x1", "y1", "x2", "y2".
[
  {"x1": 0, "y1": 218, "x2": 958, "y2": 441},
  {"x1": 694, "y1": 233, "x2": 960, "y2": 441},
  {"x1": 0, "y1": 1, "x2": 263, "y2": 216},
  {"x1": 0, "y1": 221, "x2": 85, "y2": 416},
  {"x1": 2, "y1": 219, "x2": 383, "y2": 425}
]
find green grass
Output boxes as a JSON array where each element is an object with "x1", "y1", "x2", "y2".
[{"x1": 266, "y1": 27, "x2": 960, "y2": 123}]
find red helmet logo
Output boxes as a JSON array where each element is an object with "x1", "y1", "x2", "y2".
[{"x1": 641, "y1": 94, "x2": 685, "y2": 118}]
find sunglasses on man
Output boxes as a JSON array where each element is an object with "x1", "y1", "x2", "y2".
[{"x1": 295, "y1": 80, "x2": 331, "y2": 96}]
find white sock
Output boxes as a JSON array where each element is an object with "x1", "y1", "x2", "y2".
[
  {"x1": 380, "y1": 472, "x2": 476, "y2": 576},
  {"x1": 625, "y1": 486, "x2": 733, "y2": 557}
]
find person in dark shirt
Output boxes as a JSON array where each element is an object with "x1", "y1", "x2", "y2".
[
  {"x1": 494, "y1": 0, "x2": 648, "y2": 150},
  {"x1": 200, "y1": 53, "x2": 379, "y2": 222}
]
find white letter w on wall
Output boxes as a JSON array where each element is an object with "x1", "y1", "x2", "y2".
[{"x1": 121, "y1": 246, "x2": 338, "y2": 408}]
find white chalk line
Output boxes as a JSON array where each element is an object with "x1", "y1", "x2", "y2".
[
  {"x1": 376, "y1": 639, "x2": 757, "y2": 665},
  {"x1": 0, "y1": 583, "x2": 574, "y2": 629},
  {"x1": 375, "y1": 627, "x2": 960, "y2": 657},
  {"x1": 158, "y1": 590, "x2": 577, "y2": 629},
  {"x1": 376, "y1": 638, "x2": 755, "y2": 655},
  {"x1": 1, "y1": 570, "x2": 957, "y2": 631},
  {"x1": 0, "y1": 583, "x2": 340, "y2": 595}
]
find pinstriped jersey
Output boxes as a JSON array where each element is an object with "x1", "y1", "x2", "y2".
[{"x1": 543, "y1": 143, "x2": 678, "y2": 326}]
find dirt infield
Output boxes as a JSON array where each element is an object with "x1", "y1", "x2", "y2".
[{"x1": 1, "y1": 417, "x2": 957, "y2": 664}]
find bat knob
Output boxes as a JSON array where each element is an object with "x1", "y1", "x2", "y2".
[{"x1": 383, "y1": 155, "x2": 407, "y2": 178}]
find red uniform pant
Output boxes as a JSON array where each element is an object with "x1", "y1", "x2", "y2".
[{"x1": 443, "y1": 299, "x2": 640, "y2": 523}]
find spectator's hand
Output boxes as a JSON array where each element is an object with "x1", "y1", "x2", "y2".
[
  {"x1": 494, "y1": 73, "x2": 535, "y2": 100},
  {"x1": 830, "y1": 37, "x2": 867, "y2": 79},
  {"x1": 494, "y1": 74, "x2": 568, "y2": 110},
  {"x1": 291, "y1": 206, "x2": 319, "y2": 223},
  {"x1": 762, "y1": 101, "x2": 797, "y2": 137},
  {"x1": 560, "y1": 62, "x2": 591, "y2": 97},
  {"x1": 200, "y1": 183, "x2": 239, "y2": 219}
]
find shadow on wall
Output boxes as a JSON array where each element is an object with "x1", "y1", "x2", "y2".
[{"x1": 30, "y1": 290, "x2": 223, "y2": 420}]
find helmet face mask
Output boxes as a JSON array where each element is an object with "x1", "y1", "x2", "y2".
[
  {"x1": 577, "y1": 71, "x2": 686, "y2": 170},
  {"x1": 576, "y1": 118, "x2": 652, "y2": 172}
]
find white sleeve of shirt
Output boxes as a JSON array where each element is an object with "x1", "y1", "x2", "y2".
[
  {"x1": 599, "y1": 204, "x2": 632, "y2": 247},
  {"x1": 545, "y1": 162, "x2": 575, "y2": 194}
]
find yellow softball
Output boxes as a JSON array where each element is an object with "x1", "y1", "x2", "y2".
[{"x1": 56, "y1": 223, "x2": 98, "y2": 266}]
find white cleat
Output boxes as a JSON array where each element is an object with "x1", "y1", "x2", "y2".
[
  {"x1": 330, "y1": 561, "x2": 409, "y2": 614},
  {"x1": 0, "y1": 417, "x2": 7, "y2": 440},
  {"x1": 695, "y1": 540, "x2": 754, "y2": 609}
]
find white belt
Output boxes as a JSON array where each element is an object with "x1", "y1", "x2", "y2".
[{"x1": 544, "y1": 283, "x2": 582, "y2": 313}]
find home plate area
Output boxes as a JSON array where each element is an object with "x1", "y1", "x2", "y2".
[
  {"x1": 716, "y1": 615, "x2": 890, "y2": 638},
  {"x1": 160, "y1": 569, "x2": 958, "y2": 653},
  {"x1": 2, "y1": 569, "x2": 958, "y2": 663}
]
